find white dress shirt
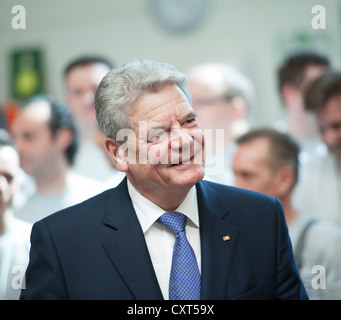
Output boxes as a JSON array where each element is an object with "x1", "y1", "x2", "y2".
[
  {"x1": 293, "y1": 146, "x2": 341, "y2": 226},
  {"x1": 127, "y1": 180, "x2": 201, "y2": 300}
]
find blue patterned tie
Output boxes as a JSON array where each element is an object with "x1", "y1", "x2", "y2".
[{"x1": 158, "y1": 211, "x2": 201, "y2": 300}]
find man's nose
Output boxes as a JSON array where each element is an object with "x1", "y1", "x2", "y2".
[{"x1": 169, "y1": 129, "x2": 193, "y2": 151}]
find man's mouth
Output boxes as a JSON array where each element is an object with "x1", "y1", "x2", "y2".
[{"x1": 169, "y1": 154, "x2": 197, "y2": 167}]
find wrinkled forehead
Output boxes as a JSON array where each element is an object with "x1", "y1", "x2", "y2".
[{"x1": 129, "y1": 84, "x2": 193, "y2": 123}]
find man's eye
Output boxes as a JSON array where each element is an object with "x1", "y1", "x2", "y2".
[
  {"x1": 23, "y1": 133, "x2": 35, "y2": 142},
  {"x1": 331, "y1": 122, "x2": 341, "y2": 130},
  {"x1": 148, "y1": 130, "x2": 167, "y2": 142},
  {"x1": 241, "y1": 172, "x2": 254, "y2": 179},
  {"x1": 183, "y1": 119, "x2": 196, "y2": 125},
  {"x1": 69, "y1": 89, "x2": 83, "y2": 96}
]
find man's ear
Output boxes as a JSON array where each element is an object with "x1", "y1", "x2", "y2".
[
  {"x1": 275, "y1": 165, "x2": 295, "y2": 197},
  {"x1": 55, "y1": 128, "x2": 73, "y2": 153},
  {"x1": 105, "y1": 137, "x2": 128, "y2": 172},
  {"x1": 281, "y1": 83, "x2": 299, "y2": 106}
]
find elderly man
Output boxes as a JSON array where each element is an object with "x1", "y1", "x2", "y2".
[{"x1": 21, "y1": 60, "x2": 307, "y2": 300}]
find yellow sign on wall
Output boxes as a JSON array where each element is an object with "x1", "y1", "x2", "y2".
[{"x1": 11, "y1": 49, "x2": 44, "y2": 99}]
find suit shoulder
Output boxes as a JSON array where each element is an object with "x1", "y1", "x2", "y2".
[
  {"x1": 40, "y1": 188, "x2": 113, "y2": 227},
  {"x1": 197, "y1": 180, "x2": 284, "y2": 225},
  {"x1": 199, "y1": 180, "x2": 278, "y2": 205}
]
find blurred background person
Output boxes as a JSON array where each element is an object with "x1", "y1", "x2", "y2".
[
  {"x1": 0, "y1": 107, "x2": 8, "y2": 130},
  {"x1": 64, "y1": 55, "x2": 122, "y2": 184},
  {"x1": 94, "y1": 125, "x2": 125, "y2": 188},
  {"x1": 187, "y1": 62, "x2": 255, "y2": 185},
  {"x1": 293, "y1": 71, "x2": 341, "y2": 226},
  {"x1": 0, "y1": 129, "x2": 31, "y2": 300},
  {"x1": 232, "y1": 128, "x2": 341, "y2": 299},
  {"x1": 11, "y1": 95, "x2": 105, "y2": 223},
  {"x1": 275, "y1": 52, "x2": 330, "y2": 154},
  {"x1": 0, "y1": 105, "x2": 35, "y2": 211}
]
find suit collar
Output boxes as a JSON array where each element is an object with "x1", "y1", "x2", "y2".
[
  {"x1": 196, "y1": 180, "x2": 230, "y2": 219},
  {"x1": 126, "y1": 179, "x2": 200, "y2": 233},
  {"x1": 102, "y1": 178, "x2": 240, "y2": 300},
  {"x1": 103, "y1": 177, "x2": 134, "y2": 229},
  {"x1": 102, "y1": 177, "x2": 163, "y2": 299}
]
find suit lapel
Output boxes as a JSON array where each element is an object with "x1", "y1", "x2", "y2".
[
  {"x1": 101, "y1": 178, "x2": 163, "y2": 300},
  {"x1": 101, "y1": 178, "x2": 239, "y2": 300},
  {"x1": 196, "y1": 181, "x2": 240, "y2": 300}
]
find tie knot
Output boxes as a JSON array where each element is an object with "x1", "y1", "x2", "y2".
[{"x1": 158, "y1": 211, "x2": 187, "y2": 234}]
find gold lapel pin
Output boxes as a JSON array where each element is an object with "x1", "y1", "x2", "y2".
[{"x1": 222, "y1": 235, "x2": 231, "y2": 241}]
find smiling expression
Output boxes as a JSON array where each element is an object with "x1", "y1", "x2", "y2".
[{"x1": 114, "y1": 84, "x2": 205, "y2": 196}]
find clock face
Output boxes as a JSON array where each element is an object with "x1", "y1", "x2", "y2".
[{"x1": 150, "y1": 0, "x2": 207, "y2": 33}]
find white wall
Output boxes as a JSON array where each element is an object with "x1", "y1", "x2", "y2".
[{"x1": 1, "y1": 0, "x2": 340, "y2": 126}]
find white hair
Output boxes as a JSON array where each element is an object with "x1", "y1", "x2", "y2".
[{"x1": 95, "y1": 59, "x2": 191, "y2": 139}]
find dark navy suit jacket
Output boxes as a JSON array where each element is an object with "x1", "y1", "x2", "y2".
[{"x1": 20, "y1": 178, "x2": 308, "y2": 300}]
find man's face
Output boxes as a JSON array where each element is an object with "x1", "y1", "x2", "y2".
[
  {"x1": 317, "y1": 95, "x2": 341, "y2": 161},
  {"x1": 283, "y1": 65, "x2": 327, "y2": 111},
  {"x1": 232, "y1": 138, "x2": 279, "y2": 197},
  {"x1": 65, "y1": 63, "x2": 110, "y2": 132},
  {"x1": 120, "y1": 84, "x2": 205, "y2": 194},
  {"x1": 188, "y1": 78, "x2": 234, "y2": 132},
  {"x1": 11, "y1": 101, "x2": 61, "y2": 178},
  {"x1": 0, "y1": 146, "x2": 19, "y2": 215}
]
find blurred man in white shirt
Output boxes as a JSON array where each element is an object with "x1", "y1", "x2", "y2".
[
  {"x1": 276, "y1": 52, "x2": 330, "y2": 154},
  {"x1": 64, "y1": 56, "x2": 122, "y2": 184},
  {"x1": 232, "y1": 128, "x2": 341, "y2": 299},
  {"x1": 11, "y1": 95, "x2": 104, "y2": 223},
  {"x1": 0, "y1": 129, "x2": 31, "y2": 299},
  {"x1": 293, "y1": 71, "x2": 341, "y2": 225},
  {"x1": 187, "y1": 63, "x2": 255, "y2": 185}
]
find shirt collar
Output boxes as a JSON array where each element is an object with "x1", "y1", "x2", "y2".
[{"x1": 127, "y1": 180, "x2": 199, "y2": 233}]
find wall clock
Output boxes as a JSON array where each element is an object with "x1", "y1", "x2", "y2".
[{"x1": 150, "y1": 0, "x2": 207, "y2": 33}]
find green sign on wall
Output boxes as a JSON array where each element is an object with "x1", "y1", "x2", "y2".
[{"x1": 11, "y1": 49, "x2": 44, "y2": 100}]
